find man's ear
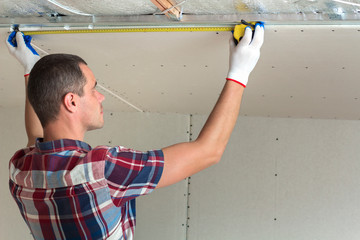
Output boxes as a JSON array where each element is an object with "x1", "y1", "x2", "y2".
[{"x1": 63, "y1": 92, "x2": 78, "y2": 113}]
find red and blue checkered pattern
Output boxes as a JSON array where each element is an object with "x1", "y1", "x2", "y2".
[{"x1": 9, "y1": 138, "x2": 164, "y2": 240}]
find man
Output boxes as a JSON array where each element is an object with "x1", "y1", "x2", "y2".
[{"x1": 6, "y1": 23, "x2": 264, "y2": 240}]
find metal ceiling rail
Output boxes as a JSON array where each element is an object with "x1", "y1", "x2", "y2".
[{"x1": 1, "y1": 14, "x2": 360, "y2": 30}]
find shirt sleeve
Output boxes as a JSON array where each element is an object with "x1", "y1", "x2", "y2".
[{"x1": 103, "y1": 146, "x2": 164, "y2": 207}]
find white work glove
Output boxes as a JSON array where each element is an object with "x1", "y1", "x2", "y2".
[
  {"x1": 6, "y1": 31, "x2": 40, "y2": 75},
  {"x1": 227, "y1": 22, "x2": 264, "y2": 87}
]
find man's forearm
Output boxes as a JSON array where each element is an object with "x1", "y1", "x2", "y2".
[
  {"x1": 6, "y1": 31, "x2": 42, "y2": 146},
  {"x1": 196, "y1": 80, "x2": 244, "y2": 156},
  {"x1": 159, "y1": 80, "x2": 245, "y2": 188},
  {"x1": 25, "y1": 76, "x2": 43, "y2": 146}
]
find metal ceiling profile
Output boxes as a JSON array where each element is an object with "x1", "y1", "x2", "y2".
[{"x1": 1, "y1": 0, "x2": 360, "y2": 30}]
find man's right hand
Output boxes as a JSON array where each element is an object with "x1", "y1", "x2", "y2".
[
  {"x1": 6, "y1": 31, "x2": 40, "y2": 75},
  {"x1": 226, "y1": 22, "x2": 265, "y2": 88}
]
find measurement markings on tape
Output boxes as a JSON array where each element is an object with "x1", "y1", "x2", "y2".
[{"x1": 22, "y1": 26, "x2": 235, "y2": 35}]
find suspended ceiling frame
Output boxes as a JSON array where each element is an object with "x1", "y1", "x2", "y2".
[{"x1": 2, "y1": 13, "x2": 360, "y2": 31}]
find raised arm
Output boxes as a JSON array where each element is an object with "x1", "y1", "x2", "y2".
[
  {"x1": 24, "y1": 75, "x2": 43, "y2": 146},
  {"x1": 6, "y1": 31, "x2": 42, "y2": 147},
  {"x1": 158, "y1": 23, "x2": 265, "y2": 188}
]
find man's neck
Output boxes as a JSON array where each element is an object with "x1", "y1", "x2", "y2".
[{"x1": 43, "y1": 121, "x2": 85, "y2": 142}]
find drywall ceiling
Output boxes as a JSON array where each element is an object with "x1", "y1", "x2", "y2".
[
  {"x1": 1, "y1": 0, "x2": 360, "y2": 120},
  {"x1": 2, "y1": 24, "x2": 360, "y2": 120}
]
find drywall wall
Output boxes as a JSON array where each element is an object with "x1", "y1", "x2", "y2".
[
  {"x1": 0, "y1": 107, "x2": 30, "y2": 239},
  {"x1": 3, "y1": 105, "x2": 360, "y2": 239},
  {"x1": 188, "y1": 115, "x2": 360, "y2": 240}
]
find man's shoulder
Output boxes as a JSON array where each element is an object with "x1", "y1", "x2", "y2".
[
  {"x1": 10, "y1": 146, "x2": 35, "y2": 162},
  {"x1": 9, "y1": 146, "x2": 36, "y2": 180}
]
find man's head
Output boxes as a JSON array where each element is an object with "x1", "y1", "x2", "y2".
[{"x1": 28, "y1": 54, "x2": 95, "y2": 127}]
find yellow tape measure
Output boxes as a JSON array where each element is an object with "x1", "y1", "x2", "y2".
[
  {"x1": 23, "y1": 26, "x2": 235, "y2": 35},
  {"x1": 233, "y1": 21, "x2": 258, "y2": 43}
]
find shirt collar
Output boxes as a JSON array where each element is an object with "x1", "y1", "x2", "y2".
[{"x1": 35, "y1": 138, "x2": 92, "y2": 153}]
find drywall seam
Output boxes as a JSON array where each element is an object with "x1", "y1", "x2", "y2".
[
  {"x1": 185, "y1": 113, "x2": 193, "y2": 239},
  {"x1": 31, "y1": 43, "x2": 144, "y2": 112}
]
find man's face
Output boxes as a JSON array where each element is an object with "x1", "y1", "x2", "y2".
[{"x1": 78, "y1": 64, "x2": 105, "y2": 131}]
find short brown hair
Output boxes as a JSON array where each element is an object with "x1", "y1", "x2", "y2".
[{"x1": 28, "y1": 54, "x2": 87, "y2": 127}]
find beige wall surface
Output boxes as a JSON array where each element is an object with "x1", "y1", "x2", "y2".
[
  {"x1": 189, "y1": 116, "x2": 360, "y2": 240},
  {"x1": 0, "y1": 107, "x2": 31, "y2": 240},
  {"x1": 3, "y1": 107, "x2": 360, "y2": 239}
]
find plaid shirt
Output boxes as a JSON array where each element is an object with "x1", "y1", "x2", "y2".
[{"x1": 9, "y1": 138, "x2": 164, "y2": 240}]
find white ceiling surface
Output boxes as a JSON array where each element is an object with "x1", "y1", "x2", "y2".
[{"x1": 1, "y1": 24, "x2": 360, "y2": 120}]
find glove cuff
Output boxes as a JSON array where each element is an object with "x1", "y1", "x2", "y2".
[
  {"x1": 24, "y1": 68, "x2": 31, "y2": 75},
  {"x1": 24, "y1": 55, "x2": 40, "y2": 75},
  {"x1": 226, "y1": 78, "x2": 247, "y2": 88},
  {"x1": 226, "y1": 71, "x2": 249, "y2": 87},
  {"x1": 227, "y1": 70, "x2": 249, "y2": 86}
]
